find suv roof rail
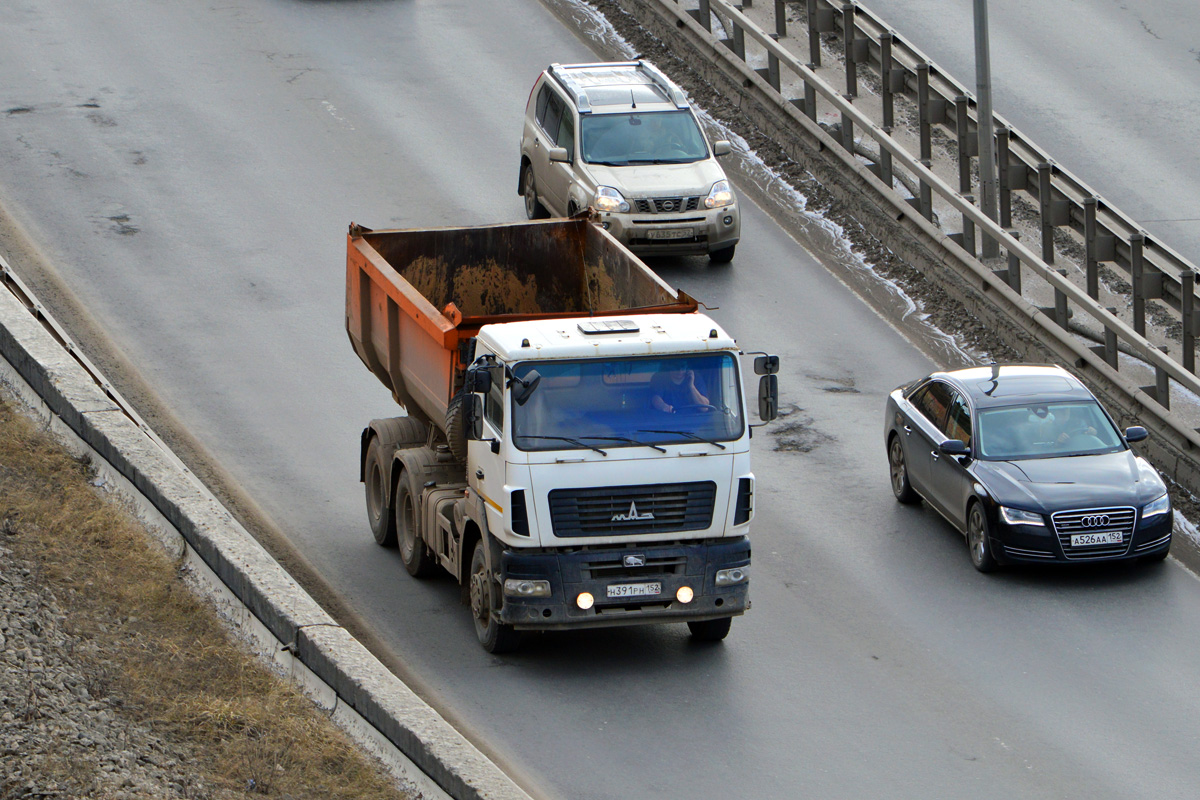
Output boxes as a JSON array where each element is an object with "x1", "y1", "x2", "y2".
[{"x1": 547, "y1": 61, "x2": 689, "y2": 114}]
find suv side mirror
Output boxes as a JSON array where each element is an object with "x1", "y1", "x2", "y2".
[
  {"x1": 1125, "y1": 426, "x2": 1149, "y2": 443},
  {"x1": 713, "y1": 140, "x2": 732, "y2": 157},
  {"x1": 939, "y1": 439, "x2": 970, "y2": 456},
  {"x1": 548, "y1": 146, "x2": 570, "y2": 164},
  {"x1": 758, "y1": 374, "x2": 778, "y2": 422}
]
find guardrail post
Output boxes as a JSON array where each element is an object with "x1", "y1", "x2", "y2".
[
  {"x1": 997, "y1": 229, "x2": 1022, "y2": 293},
  {"x1": 807, "y1": 0, "x2": 822, "y2": 67},
  {"x1": 996, "y1": 127, "x2": 1012, "y2": 229},
  {"x1": 1038, "y1": 162, "x2": 1070, "y2": 264},
  {"x1": 951, "y1": 194, "x2": 976, "y2": 257},
  {"x1": 775, "y1": 0, "x2": 787, "y2": 38},
  {"x1": 1082, "y1": 197, "x2": 1117, "y2": 302},
  {"x1": 955, "y1": 96, "x2": 975, "y2": 194},
  {"x1": 879, "y1": 32, "x2": 895, "y2": 188},
  {"x1": 1053, "y1": 269, "x2": 1069, "y2": 330},
  {"x1": 1142, "y1": 347, "x2": 1172, "y2": 410},
  {"x1": 697, "y1": 0, "x2": 712, "y2": 32},
  {"x1": 1184, "y1": 270, "x2": 1196, "y2": 373},
  {"x1": 733, "y1": 20, "x2": 746, "y2": 60},
  {"x1": 1131, "y1": 233, "x2": 1146, "y2": 335},
  {"x1": 762, "y1": 51, "x2": 781, "y2": 92},
  {"x1": 916, "y1": 63, "x2": 933, "y2": 220},
  {"x1": 842, "y1": 4, "x2": 857, "y2": 97},
  {"x1": 1090, "y1": 308, "x2": 1119, "y2": 370}
]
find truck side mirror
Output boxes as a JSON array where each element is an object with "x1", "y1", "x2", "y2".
[
  {"x1": 466, "y1": 366, "x2": 492, "y2": 394},
  {"x1": 512, "y1": 370, "x2": 541, "y2": 406},
  {"x1": 754, "y1": 354, "x2": 779, "y2": 375},
  {"x1": 713, "y1": 140, "x2": 732, "y2": 157},
  {"x1": 468, "y1": 395, "x2": 484, "y2": 440},
  {"x1": 758, "y1": 374, "x2": 778, "y2": 422}
]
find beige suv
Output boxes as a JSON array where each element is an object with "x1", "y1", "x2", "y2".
[{"x1": 518, "y1": 61, "x2": 740, "y2": 262}]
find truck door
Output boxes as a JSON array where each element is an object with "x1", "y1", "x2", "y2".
[{"x1": 468, "y1": 359, "x2": 510, "y2": 539}]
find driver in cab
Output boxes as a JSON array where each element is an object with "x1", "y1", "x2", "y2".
[{"x1": 650, "y1": 359, "x2": 708, "y2": 414}]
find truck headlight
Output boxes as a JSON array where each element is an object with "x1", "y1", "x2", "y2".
[
  {"x1": 1143, "y1": 492, "x2": 1171, "y2": 520},
  {"x1": 504, "y1": 579, "x2": 551, "y2": 598},
  {"x1": 704, "y1": 179, "x2": 734, "y2": 209},
  {"x1": 999, "y1": 506, "x2": 1045, "y2": 527},
  {"x1": 593, "y1": 186, "x2": 629, "y2": 213},
  {"x1": 715, "y1": 566, "x2": 748, "y2": 586}
]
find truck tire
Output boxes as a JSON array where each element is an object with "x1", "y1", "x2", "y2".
[
  {"x1": 470, "y1": 539, "x2": 519, "y2": 653},
  {"x1": 365, "y1": 436, "x2": 396, "y2": 547},
  {"x1": 395, "y1": 467, "x2": 437, "y2": 578},
  {"x1": 687, "y1": 617, "x2": 732, "y2": 642},
  {"x1": 445, "y1": 392, "x2": 469, "y2": 463},
  {"x1": 377, "y1": 416, "x2": 428, "y2": 450}
]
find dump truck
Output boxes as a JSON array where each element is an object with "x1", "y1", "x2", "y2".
[{"x1": 347, "y1": 216, "x2": 778, "y2": 652}]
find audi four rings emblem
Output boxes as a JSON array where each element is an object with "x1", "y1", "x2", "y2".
[{"x1": 1080, "y1": 515, "x2": 1111, "y2": 528}]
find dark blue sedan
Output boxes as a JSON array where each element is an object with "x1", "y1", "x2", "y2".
[{"x1": 884, "y1": 364, "x2": 1172, "y2": 571}]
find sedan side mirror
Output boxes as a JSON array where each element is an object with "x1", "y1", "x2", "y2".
[
  {"x1": 548, "y1": 146, "x2": 571, "y2": 164},
  {"x1": 1125, "y1": 426, "x2": 1149, "y2": 443},
  {"x1": 939, "y1": 439, "x2": 970, "y2": 457},
  {"x1": 713, "y1": 140, "x2": 732, "y2": 157}
]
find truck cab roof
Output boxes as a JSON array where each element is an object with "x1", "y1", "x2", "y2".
[{"x1": 478, "y1": 313, "x2": 737, "y2": 362}]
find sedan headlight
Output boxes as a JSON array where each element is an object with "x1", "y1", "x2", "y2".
[
  {"x1": 704, "y1": 179, "x2": 735, "y2": 209},
  {"x1": 999, "y1": 506, "x2": 1045, "y2": 527},
  {"x1": 593, "y1": 186, "x2": 629, "y2": 213},
  {"x1": 1142, "y1": 492, "x2": 1171, "y2": 520}
]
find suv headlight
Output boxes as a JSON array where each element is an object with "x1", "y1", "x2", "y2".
[
  {"x1": 704, "y1": 179, "x2": 735, "y2": 209},
  {"x1": 593, "y1": 186, "x2": 629, "y2": 213},
  {"x1": 1143, "y1": 492, "x2": 1171, "y2": 520},
  {"x1": 999, "y1": 506, "x2": 1045, "y2": 527}
]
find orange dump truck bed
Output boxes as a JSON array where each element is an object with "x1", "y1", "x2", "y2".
[{"x1": 345, "y1": 217, "x2": 699, "y2": 432}]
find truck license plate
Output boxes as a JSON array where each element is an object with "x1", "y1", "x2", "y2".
[
  {"x1": 607, "y1": 582, "x2": 662, "y2": 598},
  {"x1": 1071, "y1": 531, "x2": 1123, "y2": 547},
  {"x1": 647, "y1": 228, "x2": 692, "y2": 240}
]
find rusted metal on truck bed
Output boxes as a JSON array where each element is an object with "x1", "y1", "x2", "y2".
[{"x1": 346, "y1": 217, "x2": 699, "y2": 431}]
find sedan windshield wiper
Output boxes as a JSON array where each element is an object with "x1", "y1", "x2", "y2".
[
  {"x1": 637, "y1": 429, "x2": 727, "y2": 450},
  {"x1": 580, "y1": 435, "x2": 667, "y2": 453},
  {"x1": 513, "y1": 434, "x2": 608, "y2": 456}
]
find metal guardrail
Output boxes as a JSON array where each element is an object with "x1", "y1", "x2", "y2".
[{"x1": 672, "y1": 0, "x2": 1200, "y2": 424}]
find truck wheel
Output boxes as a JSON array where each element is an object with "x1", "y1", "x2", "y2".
[
  {"x1": 523, "y1": 164, "x2": 548, "y2": 220},
  {"x1": 709, "y1": 244, "x2": 736, "y2": 263},
  {"x1": 445, "y1": 392, "x2": 469, "y2": 463},
  {"x1": 687, "y1": 617, "x2": 732, "y2": 642},
  {"x1": 365, "y1": 437, "x2": 395, "y2": 547},
  {"x1": 395, "y1": 468, "x2": 436, "y2": 577},
  {"x1": 470, "y1": 539, "x2": 519, "y2": 654}
]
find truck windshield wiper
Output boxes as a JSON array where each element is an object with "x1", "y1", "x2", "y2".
[
  {"x1": 514, "y1": 434, "x2": 608, "y2": 456},
  {"x1": 637, "y1": 430, "x2": 727, "y2": 450},
  {"x1": 580, "y1": 435, "x2": 667, "y2": 453}
]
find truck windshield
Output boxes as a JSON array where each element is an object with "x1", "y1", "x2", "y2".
[
  {"x1": 511, "y1": 353, "x2": 743, "y2": 452},
  {"x1": 580, "y1": 111, "x2": 709, "y2": 165}
]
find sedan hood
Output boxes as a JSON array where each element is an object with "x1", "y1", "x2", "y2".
[
  {"x1": 586, "y1": 160, "x2": 727, "y2": 198},
  {"x1": 974, "y1": 450, "x2": 1166, "y2": 512}
]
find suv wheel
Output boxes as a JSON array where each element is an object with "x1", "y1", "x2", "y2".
[{"x1": 523, "y1": 164, "x2": 548, "y2": 220}]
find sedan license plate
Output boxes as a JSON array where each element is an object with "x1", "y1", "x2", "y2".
[
  {"x1": 647, "y1": 228, "x2": 692, "y2": 240},
  {"x1": 1071, "y1": 531, "x2": 1123, "y2": 547},
  {"x1": 606, "y1": 582, "x2": 662, "y2": 599}
]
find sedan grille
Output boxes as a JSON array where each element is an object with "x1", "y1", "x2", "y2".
[
  {"x1": 1051, "y1": 507, "x2": 1136, "y2": 560},
  {"x1": 548, "y1": 481, "x2": 716, "y2": 537},
  {"x1": 634, "y1": 196, "x2": 701, "y2": 213}
]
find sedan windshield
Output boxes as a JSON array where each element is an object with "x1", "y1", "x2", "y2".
[
  {"x1": 580, "y1": 111, "x2": 708, "y2": 165},
  {"x1": 511, "y1": 353, "x2": 743, "y2": 452},
  {"x1": 976, "y1": 401, "x2": 1125, "y2": 460}
]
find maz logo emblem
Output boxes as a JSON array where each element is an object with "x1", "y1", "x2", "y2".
[
  {"x1": 623, "y1": 554, "x2": 646, "y2": 568},
  {"x1": 612, "y1": 502, "x2": 654, "y2": 522},
  {"x1": 1080, "y1": 515, "x2": 1111, "y2": 528}
]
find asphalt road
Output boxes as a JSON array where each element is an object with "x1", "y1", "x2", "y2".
[
  {"x1": 858, "y1": 0, "x2": 1200, "y2": 264},
  {"x1": 2, "y1": 1, "x2": 1200, "y2": 798}
]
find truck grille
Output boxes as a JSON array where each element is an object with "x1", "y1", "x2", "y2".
[
  {"x1": 634, "y1": 196, "x2": 700, "y2": 213},
  {"x1": 549, "y1": 481, "x2": 717, "y2": 537},
  {"x1": 1051, "y1": 507, "x2": 1136, "y2": 560}
]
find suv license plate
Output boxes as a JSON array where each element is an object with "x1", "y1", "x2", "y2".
[
  {"x1": 1071, "y1": 531, "x2": 1123, "y2": 547},
  {"x1": 607, "y1": 582, "x2": 662, "y2": 598},
  {"x1": 647, "y1": 228, "x2": 692, "y2": 240}
]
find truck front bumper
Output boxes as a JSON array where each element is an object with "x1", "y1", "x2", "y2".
[{"x1": 498, "y1": 536, "x2": 750, "y2": 631}]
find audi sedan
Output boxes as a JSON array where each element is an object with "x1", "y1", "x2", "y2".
[{"x1": 884, "y1": 364, "x2": 1172, "y2": 571}]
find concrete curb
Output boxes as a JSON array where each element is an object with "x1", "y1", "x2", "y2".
[{"x1": 0, "y1": 268, "x2": 531, "y2": 800}]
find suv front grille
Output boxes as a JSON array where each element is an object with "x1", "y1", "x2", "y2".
[
  {"x1": 634, "y1": 196, "x2": 701, "y2": 213},
  {"x1": 1051, "y1": 507, "x2": 1136, "y2": 560},
  {"x1": 549, "y1": 481, "x2": 717, "y2": 537}
]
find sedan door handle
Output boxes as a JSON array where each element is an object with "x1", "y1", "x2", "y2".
[
  {"x1": 903, "y1": 425, "x2": 912, "y2": 435},
  {"x1": 931, "y1": 451, "x2": 940, "y2": 460}
]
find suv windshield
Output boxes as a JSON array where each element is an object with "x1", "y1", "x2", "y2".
[
  {"x1": 976, "y1": 401, "x2": 1125, "y2": 460},
  {"x1": 581, "y1": 111, "x2": 708, "y2": 165},
  {"x1": 511, "y1": 353, "x2": 743, "y2": 452}
]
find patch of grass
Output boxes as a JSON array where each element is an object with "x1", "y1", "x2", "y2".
[{"x1": 0, "y1": 394, "x2": 410, "y2": 799}]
